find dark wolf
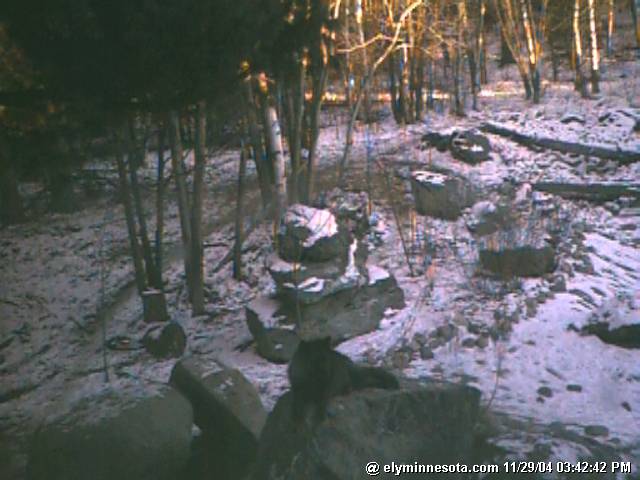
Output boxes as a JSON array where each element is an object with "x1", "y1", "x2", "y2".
[{"x1": 287, "y1": 337, "x2": 399, "y2": 425}]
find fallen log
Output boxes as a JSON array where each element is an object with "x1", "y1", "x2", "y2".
[
  {"x1": 482, "y1": 121, "x2": 640, "y2": 164},
  {"x1": 533, "y1": 181, "x2": 640, "y2": 203}
]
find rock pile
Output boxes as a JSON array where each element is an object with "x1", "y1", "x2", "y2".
[{"x1": 246, "y1": 200, "x2": 405, "y2": 363}]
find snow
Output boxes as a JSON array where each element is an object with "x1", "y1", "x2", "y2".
[{"x1": 2, "y1": 55, "x2": 640, "y2": 479}]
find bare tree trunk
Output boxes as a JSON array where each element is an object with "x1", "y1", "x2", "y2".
[
  {"x1": 115, "y1": 136, "x2": 146, "y2": 296},
  {"x1": 168, "y1": 110, "x2": 194, "y2": 301},
  {"x1": 190, "y1": 101, "x2": 206, "y2": 315},
  {"x1": 288, "y1": 59, "x2": 305, "y2": 204},
  {"x1": 606, "y1": 0, "x2": 614, "y2": 56},
  {"x1": 233, "y1": 140, "x2": 247, "y2": 280},
  {"x1": 631, "y1": 0, "x2": 640, "y2": 49},
  {"x1": 306, "y1": 65, "x2": 328, "y2": 204},
  {"x1": 479, "y1": 0, "x2": 488, "y2": 84},
  {"x1": 127, "y1": 119, "x2": 161, "y2": 290},
  {"x1": 155, "y1": 125, "x2": 166, "y2": 274},
  {"x1": 588, "y1": 0, "x2": 600, "y2": 93},
  {"x1": 243, "y1": 77, "x2": 272, "y2": 207},
  {"x1": 521, "y1": 0, "x2": 541, "y2": 103},
  {"x1": 454, "y1": 0, "x2": 465, "y2": 116},
  {"x1": 574, "y1": 0, "x2": 589, "y2": 96},
  {"x1": 355, "y1": 0, "x2": 371, "y2": 122},
  {"x1": 0, "y1": 144, "x2": 25, "y2": 225}
]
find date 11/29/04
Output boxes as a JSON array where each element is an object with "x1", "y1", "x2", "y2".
[{"x1": 503, "y1": 461, "x2": 632, "y2": 474}]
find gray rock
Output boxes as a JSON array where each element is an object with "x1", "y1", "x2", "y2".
[
  {"x1": 411, "y1": 171, "x2": 475, "y2": 220},
  {"x1": 292, "y1": 265, "x2": 405, "y2": 342},
  {"x1": 252, "y1": 381, "x2": 481, "y2": 480},
  {"x1": 449, "y1": 130, "x2": 491, "y2": 164},
  {"x1": 315, "y1": 189, "x2": 370, "y2": 237},
  {"x1": 278, "y1": 204, "x2": 348, "y2": 263},
  {"x1": 142, "y1": 321, "x2": 187, "y2": 359},
  {"x1": 550, "y1": 274, "x2": 567, "y2": 292},
  {"x1": 478, "y1": 228, "x2": 556, "y2": 278},
  {"x1": 584, "y1": 425, "x2": 609, "y2": 437},
  {"x1": 560, "y1": 112, "x2": 586, "y2": 124},
  {"x1": 420, "y1": 345, "x2": 434, "y2": 360},
  {"x1": 245, "y1": 296, "x2": 298, "y2": 364},
  {"x1": 170, "y1": 358, "x2": 267, "y2": 478},
  {"x1": 466, "y1": 201, "x2": 513, "y2": 236},
  {"x1": 537, "y1": 386, "x2": 553, "y2": 398},
  {"x1": 27, "y1": 387, "x2": 192, "y2": 480}
]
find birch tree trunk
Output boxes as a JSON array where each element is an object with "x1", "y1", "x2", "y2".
[
  {"x1": 264, "y1": 104, "x2": 287, "y2": 222},
  {"x1": 606, "y1": 0, "x2": 614, "y2": 56},
  {"x1": 588, "y1": 0, "x2": 600, "y2": 93},
  {"x1": 574, "y1": 0, "x2": 588, "y2": 97}
]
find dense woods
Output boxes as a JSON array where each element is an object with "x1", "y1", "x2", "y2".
[{"x1": 1, "y1": 0, "x2": 637, "y2": 315}]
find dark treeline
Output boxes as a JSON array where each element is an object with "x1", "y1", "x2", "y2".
[{"x1": 1, "y1": 0, "x2": 638, "y2": 317}]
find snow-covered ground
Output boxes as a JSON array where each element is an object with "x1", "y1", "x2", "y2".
[{"x1": 1, "y1": 57, "x2": 639, "y2": 477}]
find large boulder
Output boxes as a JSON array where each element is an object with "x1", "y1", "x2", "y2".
[
  {"x1": 278, "y1": 204, "x2": 349, "y2": 263},
  {"x1": 449, "y1": 130, "x2": 491, "y2": 165},
  {"x1": 252, "y1": 381, "x2": 481, "y2": 480},
  {"x1": 247, "y1": 265, "x2": 405, "y2": 363},
  {"x1": 466, "y1": 201, "x2": 514, "y2": 237},
  {"x1": 142, "y1": 321, "x2": 187, "y2": 359},
  {"x1": 411, "y1": 171, "x2": 475, "y2": 220},
  {"x1": 27, "y1": 386, "x2": 193, "y2": 480},
  {"x1": 170, "y1": 358, "x2": 267, "y2": 479},
  {"x1": 289, "y1": 264, "x2": 405, "y2": 342},
  {"x1": 478, "y1": 228, "x2": 556, "y2": 278}
]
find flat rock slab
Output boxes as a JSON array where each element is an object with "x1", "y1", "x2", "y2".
[
  {"x1": 478, "y1": 228, "x2": 556, "y2": 278},
  {"x1": 27, "y1": 386, "x2": 193, "y2": 480},
  {"x1": 292, "y1": 264, "x2": 405, "y2": 342},
  {"x1": 246, "y1": 266, "x2": 405, "y2": 363},
  {"x1": 252, "y1": 380, "x2": 481, "y2": 480},
  {"x1": 411, "y1": 171, "x2": 475, "y2": 220}
]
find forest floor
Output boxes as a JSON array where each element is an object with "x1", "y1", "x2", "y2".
[{"x1": 1, "y1": 56, "x2": 639, "y2": 477}]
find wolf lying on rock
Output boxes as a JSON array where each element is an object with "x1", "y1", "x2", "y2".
[{"x1": 287, "y1": 337, "x2": 399, "y2": 425}]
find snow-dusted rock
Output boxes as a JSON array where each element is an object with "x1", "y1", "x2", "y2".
[
  {"x1": 27, "y1": 386, "x2": 193, "y2": 480},
  {"x1": 170, "y1": 358, "x2": 266, "y2": 478},
  {"x1": 450, "y1": 130, "x2": 491, "y2": 164},
  {"x1": 252, "y1": 381, "x2": 480, "y2": 480},
  {"x1": 277, "y1": 204, "x2": 348, "y2": 262},
  {"x1": 245, "y1": 296, "x2": 298, "y2": 364},
  {"x1": 411, "y1": 171, "x2": 475, "y2": 220},
  {"x1": 466, "y1": 201, "x2": 513, "y2": 236},
  {"x1": 141, "y1": 321, "x2": 187, "y2": 359},
  {"x1": 478, "y1": 227, "x2": 556, "y2": 277},
  {"x1": 315, "y1": 188, "x2": 371, "y2": 237}
]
